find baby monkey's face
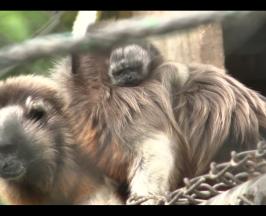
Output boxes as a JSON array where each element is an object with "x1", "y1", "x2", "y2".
[{"x1": 108, "y1": 44, "x2": 151, "y2": 87}]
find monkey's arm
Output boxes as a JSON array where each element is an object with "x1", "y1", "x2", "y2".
[{"x1": 127, "y1": 132, "x2": 176, "y2": 205}]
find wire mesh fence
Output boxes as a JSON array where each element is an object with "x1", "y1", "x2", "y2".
[{"x1": 127, "y1": 141, "x2": 266, "y2": 205}]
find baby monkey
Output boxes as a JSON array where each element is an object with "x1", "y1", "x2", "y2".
[
  {"x1": 108, "y1": 41, "x2": 163, "y2": 87},
  {"x1": 0, "y1": 75, "x2": 122, "y2": 205}
]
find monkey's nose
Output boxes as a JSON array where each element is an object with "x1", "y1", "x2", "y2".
[{"x1": 1, "y1": 160, "x2": 17, "y2": 172}]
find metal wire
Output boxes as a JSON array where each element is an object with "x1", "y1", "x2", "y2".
[
  {"x1": 127, "y1": 141, "x2": 266, "y2": 205},
  {"x1": 0, "y1": 11, "x2": 264, "y2": 73}
]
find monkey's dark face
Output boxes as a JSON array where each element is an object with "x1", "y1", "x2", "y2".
[
  {"x1": 0, "y1": 95, "x2": 65, "y2": 185},
  {"x1": 108, "y1": 44, "x2": 151, "y2": 87}
]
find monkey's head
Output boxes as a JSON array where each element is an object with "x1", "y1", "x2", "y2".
[
  {"x1": 0, "y1": 76, "x2": 70, "y2": 190},
  {"x1": 108, "y1": 41, "x2": 163, "y2": 87}
]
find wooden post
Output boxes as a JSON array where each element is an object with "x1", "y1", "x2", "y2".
[
  {"x1": 74, "y1": 11, "x2": 225, "y2": 68},
  {"x1": 132, "y1": 11, "x2": 225, "y2": 69}
]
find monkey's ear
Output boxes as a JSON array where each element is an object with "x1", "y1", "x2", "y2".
[{"x1": 71, "y1": 53, "x2": 81, "y2": 74}]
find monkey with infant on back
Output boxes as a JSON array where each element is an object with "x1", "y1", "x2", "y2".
[
  {"x1": 1, "y1": 35, "x2": 265, "y2": 205},
  {"x1": 53, "y1": 34, "x2": 266, "y2": 204}
]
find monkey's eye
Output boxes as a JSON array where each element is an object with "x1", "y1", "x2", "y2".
[
  {"x1": 28, "y1": 107, "x2": 46, "y2": 122},
  {"x1": 113, "y1": 65, "x2": 142, "y2": 77},
  {"x1": 25, "y1": 97, "x2": 47, "y2": 122},
  {"x1": 113, "y1": 69, "x2": 125, "y2": 77}
]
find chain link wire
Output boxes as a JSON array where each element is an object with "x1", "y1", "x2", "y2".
[{"x1": 127, "y1": 141, "x2": 266, "y2": 205}]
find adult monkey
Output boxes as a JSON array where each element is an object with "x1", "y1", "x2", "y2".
[
  {"x1": 53, "y1": 41, "x2": 187, "y2": 204},
  {"x1": 0, "y1": 75, "x2": 122, "y2": 205},
  {"x1": 53, "y1": 14, "x2": 266, "y2": 203}
]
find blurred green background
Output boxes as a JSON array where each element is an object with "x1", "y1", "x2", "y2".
[
  {"x1": 0, "y1": 11, "x2": 133, "y2": 80},
  {"x1": 0, "y1": 11, "x2": 78, "y2": 79}
]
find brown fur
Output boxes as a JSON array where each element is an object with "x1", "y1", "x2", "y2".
[
  {"x1": 169, "y1": 63, "x2": 266, "y2": 177},
  {"x1": 53, "y1": 52, "x2": 189, "y2": 199},
  {"x1": 106, "y1": 44, "x2": 266, "y2": 181},
  {"x1": 0, "y1": 75, "x2": 122, "y2": 205},
  {"x1": 53, "y1": 48, "x2": 266, "y2": 199}
]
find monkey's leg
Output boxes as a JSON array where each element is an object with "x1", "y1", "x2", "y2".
[{"x1": 128, "y1": 133, "x2": 175, "y2": 205}]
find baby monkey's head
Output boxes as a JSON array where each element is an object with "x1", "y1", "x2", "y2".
[{"x1": 108, "y1": 41, "x2": 162, "y2": 86}]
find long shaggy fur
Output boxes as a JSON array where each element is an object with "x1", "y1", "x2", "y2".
[
  {"x1": 53, "y1": 56, "x2": 187, "y2": 184},
  {"x1": 160, "y1": 63, "x2": 266, "y2": 177},
  {"x1": 53, "y1": 47, "x2": 266, "y2": 199}
]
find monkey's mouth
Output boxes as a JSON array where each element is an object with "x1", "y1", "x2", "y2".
[{"x1": 0, "y1": 164, "x2": 26, "y2": 180}]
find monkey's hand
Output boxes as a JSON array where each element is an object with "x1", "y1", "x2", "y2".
[{"x1": 127, "y1": 133, "x2": 175, "y2": 205}]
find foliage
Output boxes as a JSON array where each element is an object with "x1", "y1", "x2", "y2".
[{"x1": 0, "y1": 11, "x2": 77, "y2": 79}]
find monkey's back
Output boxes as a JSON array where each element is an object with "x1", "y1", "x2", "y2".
[{"x1": 52, "y1": 55, "x2": 182, "y2": 184}]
